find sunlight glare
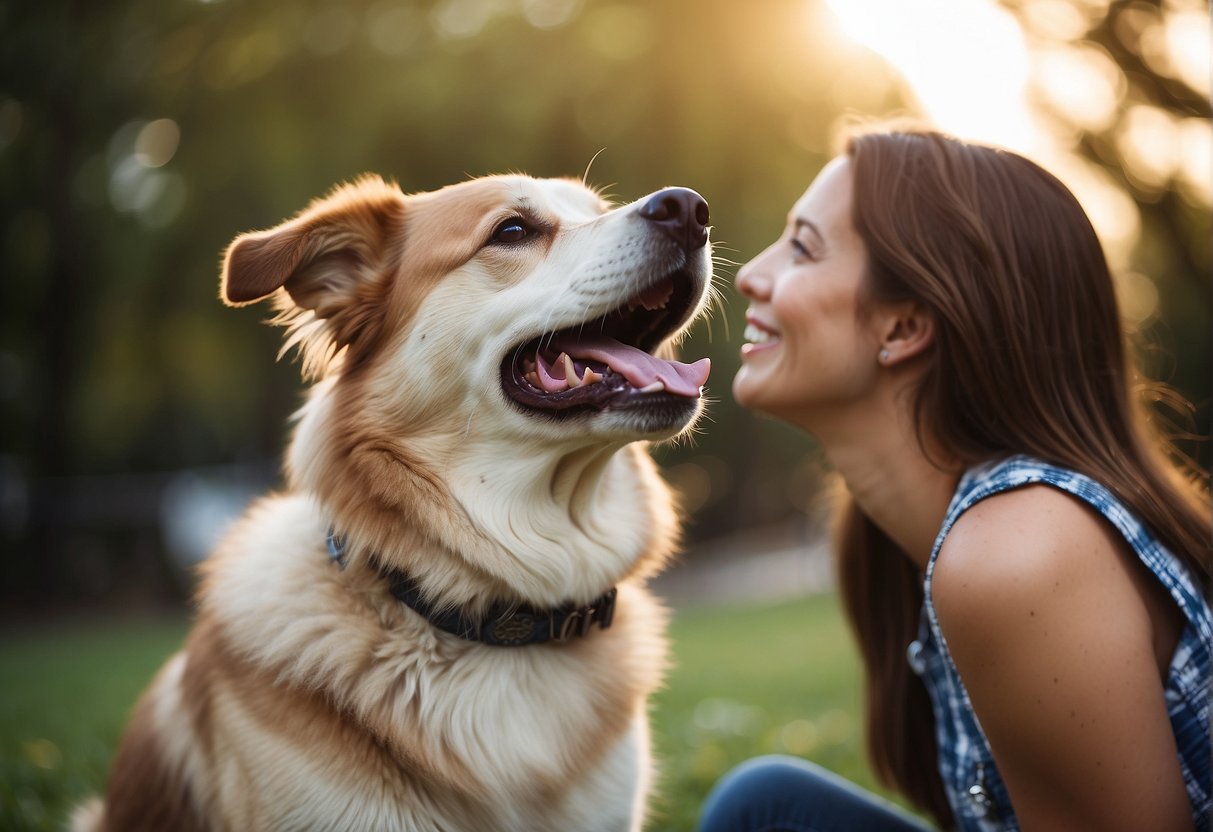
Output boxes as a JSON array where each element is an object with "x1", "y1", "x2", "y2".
[
  {"x1": 1020, "y1": 0, "x2": 1090, "y2": 40},
  {"x1": 1117, "y1": 104, "x2": 1179, "y2": 189},
  {"x1": 1165, "y1": 9, "x2": 1212, "y2": 97},
  {"x1": 1177, "y1": 117, "x2": 1212, "y2": 206},
  {"x1": 817, "y1": 0, "x2": 1150, "y2": 261},
  {"x1": 822, "y1": 0, "x2": 1036, "y2": 151},
  {"x1": 1032, "y1": 43, "x2": 1124, "y2": 132}
]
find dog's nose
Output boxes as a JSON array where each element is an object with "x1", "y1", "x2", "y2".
[{"x1": 640, "y1": 187, "x2": 710, "y2": 252}]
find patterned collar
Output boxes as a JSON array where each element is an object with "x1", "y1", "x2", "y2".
[{"x1": 326, "y1": 528, "x2": 617, "y2": 647}]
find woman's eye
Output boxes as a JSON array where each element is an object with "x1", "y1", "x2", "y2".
[
  {"x1": 491, "y1": 218, "x2": 532, "y2": 244},
  {"x1": 791, "y1": 238, "x2": 816, "y2": 260}
]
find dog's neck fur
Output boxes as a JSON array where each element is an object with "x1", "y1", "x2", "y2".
[
  {"x1": 447, "y1": 437, "x2": 669, "y2": 599},
  {"x1": 287, "y1": 382, "x2": 677, "y2": 612}
]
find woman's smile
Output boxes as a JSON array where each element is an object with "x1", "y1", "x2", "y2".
[{"x1": 741, "y1": 314, "x2": 780, "y2": 357}]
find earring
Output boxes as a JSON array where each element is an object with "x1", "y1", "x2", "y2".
[{"x1": 879, "y1": 349, "x2": 890, "y2": 363}]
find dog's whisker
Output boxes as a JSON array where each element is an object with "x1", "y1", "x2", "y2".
[
  {"x1": 705, "y1": 284, "x2": 732, "y2": 343},
  {"x1": 582, "y1": 147, "x2": 608, "y2": 186},
  {"x1": 509, "y1": 342, "x2": 527, "y2": 365}
]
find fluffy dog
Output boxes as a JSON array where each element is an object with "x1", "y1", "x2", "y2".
[{"x1": 73, "y1": 173, "x2": 714, "y2": 831}]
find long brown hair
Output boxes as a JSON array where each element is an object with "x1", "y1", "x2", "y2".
[{"x1": 833, "y1": 128, "x2": 1211, "y2": 826}]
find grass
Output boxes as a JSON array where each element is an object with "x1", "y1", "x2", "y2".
[
  {"x1": 651, "y1": 594, "x2": 890, "y2": 831},
  {"x1": 0, "y1": 595, "x2": 900, "y2": 831},
  {"x1": 0, "y1": 614, "x2": 192, "y2": 832}
]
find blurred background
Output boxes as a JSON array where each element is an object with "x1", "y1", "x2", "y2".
[
  {"x1": 1, "y1": 0, "x2": 1209, "y2": 610},
  {"x1": 0, "y1": 2, "x2": 1209, "y2": 829}
]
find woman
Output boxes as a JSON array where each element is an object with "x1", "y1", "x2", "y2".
[{"x1": 699, "y1": 128, "x2": 1211, "y2": 831}]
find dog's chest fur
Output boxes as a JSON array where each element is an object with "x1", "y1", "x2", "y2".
[{"x1": 141, "y1": 495, "x2": 667, "y2": 832}]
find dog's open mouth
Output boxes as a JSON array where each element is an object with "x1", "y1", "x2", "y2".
[{"x1": 501, "y1": 268, "x2": 710, "y2": 416}]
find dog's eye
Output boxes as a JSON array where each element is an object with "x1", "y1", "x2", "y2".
[{"x1": 490, "y1": 217, "x2": 532, "y2": 245}]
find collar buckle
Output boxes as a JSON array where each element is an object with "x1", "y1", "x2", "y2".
[{"x1": 551, "y1": 587, "x2": 618, "y2": 643}]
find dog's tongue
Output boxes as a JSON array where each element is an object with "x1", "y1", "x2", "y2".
[{"x1": 552, "y1": 335, "x2": 710, "y2": 397}]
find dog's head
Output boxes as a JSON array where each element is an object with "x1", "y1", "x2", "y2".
[
  {"x1": 221, "y1": 174, "x2": 713, "y2": 445},
  {"x1": 220, "y1": 174, "x2": 714, "y2": 600}
]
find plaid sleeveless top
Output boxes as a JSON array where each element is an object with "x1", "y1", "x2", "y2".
[{"x1": 908, "y1": 456, "x2": 1212, "y2": 831}]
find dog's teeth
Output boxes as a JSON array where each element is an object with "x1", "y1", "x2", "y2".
[
  {"x1": 638, "y1": 381, "x2": 665, "y2": 394},
  {"x1": 642, "y1": 283, "x2": 674, "y2": 310},
  {"x1": 525, "y1": 371, "x2": 540, "y2": 387},
  {"x1": 561, "y1": 353, "x2": 578, "y2": 384},
  {"x1": 582, "y1": 367, "x2": 602, "y2": 386}
]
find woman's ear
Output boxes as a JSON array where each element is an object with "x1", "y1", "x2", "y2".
[{"x1": 877, "y1": 301, "x2": 934, "y2": 366}]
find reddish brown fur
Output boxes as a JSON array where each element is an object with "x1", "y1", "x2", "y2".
[
  {"x1": 102, "y1": 671, "x2": 208, "y2": 832},
  {"x1": 189, "y1": 617, "x2": 439, "y2": 788}
]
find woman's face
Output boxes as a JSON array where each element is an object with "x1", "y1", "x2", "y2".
[{"x1": 732, "y1": 157, "x2": 884, "y2": 425}]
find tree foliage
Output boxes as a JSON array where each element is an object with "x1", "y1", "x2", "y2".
[{"x1": 1, "y1": 0, "x2": 1207, "y2": 603}]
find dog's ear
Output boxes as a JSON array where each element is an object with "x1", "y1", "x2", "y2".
[{"x1": 220, "y1": 176, "x2": 406, "y2": 362}]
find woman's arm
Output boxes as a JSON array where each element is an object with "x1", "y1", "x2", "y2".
[{"x1": 932, "y1": 485, "x2": 1192, "y2": 832}]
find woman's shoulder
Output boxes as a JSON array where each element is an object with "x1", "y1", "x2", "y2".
[{"x1": 933, "y1": 482, "x2": 1127, "y2": 624}]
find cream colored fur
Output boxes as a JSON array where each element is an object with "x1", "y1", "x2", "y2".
[{"x1": 73, "y1": 174, "x2": 712, "y2": 832}]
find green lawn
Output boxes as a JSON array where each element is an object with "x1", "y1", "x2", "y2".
[
  {"x1": 0, "y1": 614, "x2": 192, "y2": 832},
  {"x1": 0, "y1": 595, "x2": 898, "y2": 831},
  {"x1": 651, "y1": 594, "x2": 892, "y2": 831}
]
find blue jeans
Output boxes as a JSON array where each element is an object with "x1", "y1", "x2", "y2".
[{"x1": 696, "y1": 755, "x2": 935, "y2": 832}]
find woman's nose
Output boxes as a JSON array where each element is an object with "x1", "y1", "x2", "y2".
[{"x1": 735, "y1": 258, "x2": 772, "y2": 300}]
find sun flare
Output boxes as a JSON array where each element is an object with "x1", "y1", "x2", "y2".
[
  {"x1": 815, "y1": 0, "x2": 1204, "y2": 320},
  {"x1": 822, "y1": 0, "x2": 1037, "y2": 152}
]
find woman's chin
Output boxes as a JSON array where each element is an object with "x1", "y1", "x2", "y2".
[{"x1": 731, "y1": 367, "x2": 765, "y2": 410}]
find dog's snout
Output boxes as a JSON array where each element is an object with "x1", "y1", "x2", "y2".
[{"x1": 639, "y1": 187, "x2": 709, "y2": 252}]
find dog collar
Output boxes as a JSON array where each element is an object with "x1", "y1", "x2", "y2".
[{"x1": 326, "y1": 528, "x2": 617, "y2": 647}]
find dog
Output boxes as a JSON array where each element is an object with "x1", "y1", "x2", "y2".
[{"x1": 72, "y1": 172, "x2": 714, "y2": 831}]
